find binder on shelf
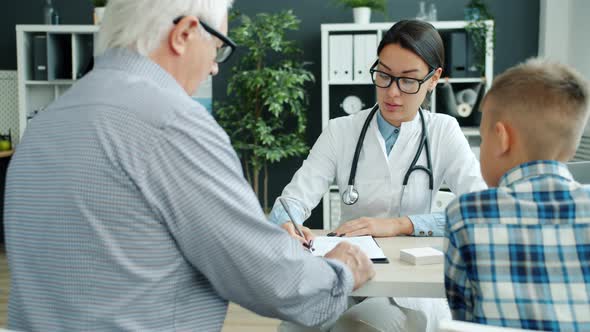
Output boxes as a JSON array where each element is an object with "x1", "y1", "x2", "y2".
[
  {"x1": 329, "y1": 34, "x2": 353, "y2": 83},
  {"x1": 353, "y1": 34, "x2": 377, "y2": 84},
  {"x1": 32, "y1": 34, "x2": 48, "y2": 81},
  {"x1": 365, "y1": 34, "x2": 377, "y2": 77},
  {"x1": 446, "y1": 32, "x2": 467, "y2": 78}
]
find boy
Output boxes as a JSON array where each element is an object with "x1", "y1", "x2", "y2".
[{"x1": 444, "y1": 58, "x2": 590, "y2": 331}]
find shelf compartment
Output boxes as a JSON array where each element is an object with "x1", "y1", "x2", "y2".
[
  {"x1": 24, "y1": 85, "x2": 55, "y2": 123},
  {"x1": 47, "y1": 33, "x2": 73, "y2": 80},
  {"x1": 73, "y1": 33, "x2": 95, "y2": 79}
]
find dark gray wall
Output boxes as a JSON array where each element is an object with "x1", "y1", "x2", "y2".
[
  {"x1": 1, "y1": 0, "x2": 540, "y2": 228},
  {"x1": 1, "y1": 1, "x2": 94, "y2": 70}
]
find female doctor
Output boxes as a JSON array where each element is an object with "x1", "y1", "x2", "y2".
[{"x1": 270, "y1": 20, "x2": 486, "y2": 332}]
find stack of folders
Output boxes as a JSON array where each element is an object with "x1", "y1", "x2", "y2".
[
  {"x1": 399, "y1": 247, "x2": 444, "y2": 265},
  {"x1": 312, "y1": 236, "x2": 388, "y2": 263}
]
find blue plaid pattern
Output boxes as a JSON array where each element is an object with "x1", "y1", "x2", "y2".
[{"x1": 444, "y1": 160, "x2": 590, "y2": 331}]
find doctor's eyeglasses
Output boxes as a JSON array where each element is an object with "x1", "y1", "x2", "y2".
[
  {"x1": 369, "y1": 61, "x2": 436, "y2": 94},
  {"x1": 173, "y1": 16, "x2": 237, "y2": 63}
]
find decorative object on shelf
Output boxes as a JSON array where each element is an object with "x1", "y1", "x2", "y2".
[
  {"x1": 415, "y1": 1, "x2": 428, "y2": 21},
  {"x1": 464, "y1": 0, "x2": 495, "y2": 75},
  {"x1": 216, "y1": 10, "x2": 314, "y2": 212},
  {"x1": 334, "y1": 0, "x2": 386, "y2": 24},
  {"x1": 455, "y1": 88, "x2": 477, "y2": 118},
  {"x1": 428, "y1": 2, "x2": 438, "y2": 21},
  {"x1": 43, "y1": 0, "x2": 59, "y2": 25},
  {"x1": 93, "y1": 0, "x2": 108, "y2": 25},
  {"x1": 438, "y1": 81, "x2": 485, "y2": 125},
  {"x1": 438, "y1": 82, "x2": 457, "y2": 116},
  {"x1": 341, "y1": 95, "x2": 365, "y2": 115},
  {"x1": 0, "y1": 129, "x2": 12, "y2": 151}
]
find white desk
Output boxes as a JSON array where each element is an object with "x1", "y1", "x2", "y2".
[{"x1": 314, "y1": 231, "x2": 445, "y2": 298}]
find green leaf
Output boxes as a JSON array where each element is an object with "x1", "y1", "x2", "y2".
[{"x1": 215, "y1": 10, "x2": 314, "y2": 205}]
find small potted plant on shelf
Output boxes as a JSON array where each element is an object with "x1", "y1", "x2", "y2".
[
  {"x1": 334, "y1": 0, "x2": 386, "y2": 24},
  {"x1": 93, "y1": 0, "x2": 107, "y2": 25}
]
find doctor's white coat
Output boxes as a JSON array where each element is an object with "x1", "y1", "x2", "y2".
[{"x1": 278, "y1": 108, "x2": 487, "y2": 225}]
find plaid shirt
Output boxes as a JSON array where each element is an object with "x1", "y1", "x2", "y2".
[{"x1": 444, "y1": 160, "x2": 590, "y2": 331}]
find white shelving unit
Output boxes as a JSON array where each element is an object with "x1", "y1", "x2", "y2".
[
  {"x1": 320, "y1": 20, "x2": 494, "y2": 230},
  {"x1": 16, "y1": 25, "x2": 99, "y2": 139}
]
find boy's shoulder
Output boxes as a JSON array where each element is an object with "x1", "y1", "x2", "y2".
[
  {"x1": 446, "y1": 180, "x2": 590, "y2": 233},
  {"x1": 445, "y1": 187, "x2": 510, "y2": 232}
]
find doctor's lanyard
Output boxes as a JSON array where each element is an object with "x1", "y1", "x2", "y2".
[{"x1": 341, "y1": 104, "x2": 434, "y2": 216}]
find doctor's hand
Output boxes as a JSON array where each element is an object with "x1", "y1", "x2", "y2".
[
  {"x1": 281, "y1": 222, "x2": 316, "y2": 246},
  {"x1": 333, "y1": 216, "x2": 415, "y2": 237},
  {"x1": 325, "y1": 242, "x2": 375, "y2": 290}
]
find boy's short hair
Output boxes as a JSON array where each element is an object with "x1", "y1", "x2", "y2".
[{"x1": 482, "y1": 58, "x2": 589, "y2": 159}]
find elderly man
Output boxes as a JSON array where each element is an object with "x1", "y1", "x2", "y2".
[{"x1": 4, "y1": 0, "x2": 374, "y2": 331}]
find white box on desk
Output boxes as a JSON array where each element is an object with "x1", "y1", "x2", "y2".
[{"x1": 400, "y1": 247, "x2": 444, "y2": 265}]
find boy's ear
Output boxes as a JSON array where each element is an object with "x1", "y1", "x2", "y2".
[{"x1": 494, "y1": 121, "x2": 511, "y2": 156}]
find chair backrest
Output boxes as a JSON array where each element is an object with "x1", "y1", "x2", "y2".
[
  {"x1": 438, "y1": 320, "x2": 539, "y2": 332},
  {"x1": 432, "y1": 191, "x2": 456, "y2": 213},
  {"x1": 567, "y1": 161, "x2": 590, "y2": 184}
]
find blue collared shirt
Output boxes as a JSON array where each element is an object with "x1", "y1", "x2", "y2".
[
  {"x1": 269, "y1": 110, "x2": 445, "y2": 237},
  {"x1": 445, "y1": 160, "x2": 590, "y2": 331},
  {"x1": 376, "y1": 110, "x2": 400, "y2": 155}
]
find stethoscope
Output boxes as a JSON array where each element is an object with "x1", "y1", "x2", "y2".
[{"x1": 341, "y1": 104, "x2": 434, "y2": 216}]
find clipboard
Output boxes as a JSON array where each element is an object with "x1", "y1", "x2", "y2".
[{"x1": 311, "y1": 236, "x2": 389, "y2": 264}]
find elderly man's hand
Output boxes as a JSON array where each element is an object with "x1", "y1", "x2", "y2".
[
  {"x1": 324, "y1": 242, "x2": 375, "y2": 290},
  {"x1": 281, "y1": 222, "x2": 315, "y2": 247}
]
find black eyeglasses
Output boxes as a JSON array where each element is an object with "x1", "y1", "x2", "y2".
[
  {"x1": 369, "y1": 60, "x2": 436, "y2": 94},
  {"x1": 173, "y1": 16, "x2": 237, "y2": 63}
]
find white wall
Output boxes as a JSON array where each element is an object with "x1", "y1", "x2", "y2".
[
  {"x1": 569, "y1": 0, "x2": 590, "y2": 81},
  {"x1": 539, "y1": 0, "x2": 590, "y2": 135},
  {"x1": 538, "y1": 0, "x2": 571, "y2": 63}
]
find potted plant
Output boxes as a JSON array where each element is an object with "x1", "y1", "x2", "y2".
[
  {"x1": 92, "y1": 0, "x2": 107, "y2": 25},
  {"x1": 334, "y1": 0, "x2": 386, "y2": 24},
  {"x1": 216, "y1": 10, "x2": 314, "y2": 212},
  {"x1": 464, "y1": 0, "x2": 495, "y2": 75}
]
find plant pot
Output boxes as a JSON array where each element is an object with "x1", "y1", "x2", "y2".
[
  {"x1": 353, "y1": 7, "x2": 371, "y2": 24},
  {"x1": 94, "y1": 7, "x2": 105, "y2": 25}
]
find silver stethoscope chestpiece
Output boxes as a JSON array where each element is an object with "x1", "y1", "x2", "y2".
[
  {"x1": 342, "y1": 185, "x2": 359, "y2": 205},
  {"x1": 341, "y1": 106, "x2": 433, "y2": 210}
]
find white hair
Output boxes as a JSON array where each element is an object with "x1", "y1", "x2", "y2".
[{"x1": 96, "y1": 0, "x2": 234, "y2": 56}]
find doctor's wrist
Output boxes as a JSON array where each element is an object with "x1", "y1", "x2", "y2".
[{"x1": 394, "y1": 217, "x2": 414, "y2": 236}]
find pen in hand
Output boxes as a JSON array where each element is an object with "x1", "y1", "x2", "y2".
[{"x1": 278, "y1": 198, "x2": 314, "y2": 251}]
